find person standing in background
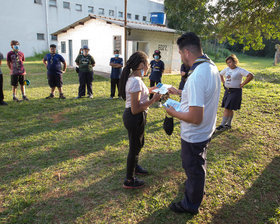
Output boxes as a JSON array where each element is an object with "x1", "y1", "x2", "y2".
[
  {"x1": 75, "y1": 45, "x2": 95, "y2": 99},
  {"x1": 7, "y1": 40, "x2": 29, "y2": 102},
  {"x1": 179, "y1": 63, "x2": 190, "y2": 90},
  {"x1": 0, "y1": 51, "x2": 8, "y2": 105},
  {"x1": 43, "y1": 44, "x2": 67, "y2": 99},
  {"x1": 109, "y1": 49, "x2": 123, "y2": 99}
]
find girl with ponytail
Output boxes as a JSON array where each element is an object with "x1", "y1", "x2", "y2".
[{"x1": 120, "y1": 51, "x2": 161, "y2": 189}]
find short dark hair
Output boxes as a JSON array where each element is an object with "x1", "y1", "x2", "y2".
[
  {"x1": 10, "y1": 40, "x2": 19, "y2": 46},
  {"x1": 114, "y1": 49, "x2": 120, "y2": 53},
  {"x1": 50, "y1": 44, "x2": 56, "y2": 48},
  {"x1": 177, "y1": 32, "x2": 202, "y2": 53}
]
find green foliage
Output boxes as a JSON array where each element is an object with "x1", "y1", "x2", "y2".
[
  {"x1": 25, "y1": 50, "x2": 49, "y2": 61},
  {"x1": 165, "y1": 0, "x2": 280, "y2": 51}
]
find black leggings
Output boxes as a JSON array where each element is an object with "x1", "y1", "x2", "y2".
[
  {"x1": 149, "y1": 79, "x2": 160, "y2": 100},
  {"x1": 123, "y1": 108, "x2": 147, "y2": 179},
  {"x1": 0, "y1": 74, "x2": 4, "y2": 101}
]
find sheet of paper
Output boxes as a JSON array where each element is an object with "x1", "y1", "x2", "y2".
[
  {"x1": 163, "y1": 99, "x2": 181, "y2": 112},
  {"x1": 152, "y1": 83, "x2": 172, "y2": 94}
]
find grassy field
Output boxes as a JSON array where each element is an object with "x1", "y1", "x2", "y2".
[{"x1": 0, "y1": 55, "x2": 279, "y2": 224}]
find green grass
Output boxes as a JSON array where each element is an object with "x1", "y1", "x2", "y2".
[{"x1": 0, "y1": 56, "x2": 279, "y2": 224}]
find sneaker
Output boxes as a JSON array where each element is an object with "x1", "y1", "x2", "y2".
[
  {"x1": 75, "y1": 96, "x2": 81, "y2": 99},
  {"x1": 109, "y1": 96, "x2": 114, "y2": 99},
  {"x1": 135, "y1": 165, "x2": 149, "y2": 175},
  {"x1": 216, "y1": 125, "x2": 226, "y2": 131},
  {"x1": 22, "y1": 95, "x2": 29, "y2": 101},
  {"x1": 225, "y1": 124, "x2": 232, "y2": 129},
  {"x1": 169, "y1": 201, "x2": 198, "y2": 215},
  {"x1": 88, "y1": 95, "x2": 93, "y2": 99},
  {"x1": 59, "y1": 94, "x2": 66, "y2": 99},
  {"x1": 13, "y1": 96, "x2": 19, "y2": 102},
  {"x1": 118, "y1": 96, "x2": 122, "y2": 100},
  {"x1": 0, "y1": 101, "x2": 8, "y2": 106},
  {"x1": 46, "y1": 93, "x2": 54, "y2": 99},
  {"x1": 123, "y1": 177, "x2": 145, "y2": 189},
  {"x1": 158, "y1": 102, "x2": 162, "y2": 108}
]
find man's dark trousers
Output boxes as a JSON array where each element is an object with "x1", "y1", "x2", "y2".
[
  {"x1": 0, "y1": 74, "x2": 4, "y2": 102},
  {"x1": 111, "y1": 78, "x2": 120, "y2": 97},
  {"x1": 180, "y1": 138, "x2": 210, "y2": 211},
  {"x1": 78, "y1": 71, "x2": 93, "y2": 97}
]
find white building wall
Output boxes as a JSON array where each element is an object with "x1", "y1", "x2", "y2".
[
  {"x1": 0, "y1": 0, "x2": 164, "y2": 57},
  {"x1": 57, "y1": 19, "x2": 124, "y2": 73}
]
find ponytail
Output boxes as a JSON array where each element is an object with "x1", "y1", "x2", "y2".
[{"x1": 119, "y1": 51, "x2": 148, "y2": 100}]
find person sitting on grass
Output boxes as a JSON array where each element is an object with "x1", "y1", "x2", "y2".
[
  {"x1": 7, "y1": 40, "x2": 29, "y2": 102},
  {"x1": 149, "y1": 50, "x2": 164, "y2": 107},
  {"x1": 75, "y1": 45, "x2": 95, "y2": 99},
  {"x1": 43, "y1": 44, "x2": 67, "y2": 99},
  {"x1": 216, "y1": 54, "x2": 254, "y2": 131},
  {"x1": 109, "y1": 49, "x2": 123, "y2": 99},
  {"x1": 0, "y1": 51, "x2": 8, "y2": 106},
  {"x1": 119, "y1": 51, "x2": 161, "y2": 189}
]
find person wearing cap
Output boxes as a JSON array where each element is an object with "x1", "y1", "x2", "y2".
[
  {"x1": 149, "y1": 50, "x2": 165, "y2": 106},
  {"x1": 0, "y1": 51, "x2": 7, "y2": 105},
  {"x1": 109, "y1": 49, "x2": 123, "y2": 99},
  {"x1": 43, "y1": 44, "x2": 67, "y2": 99},
  {"x1": 7, "y1": 40, "x2": 29, "y2": 102},
  {"x1": 75, "y1": 45, "x2": 95, "y2": 99}
]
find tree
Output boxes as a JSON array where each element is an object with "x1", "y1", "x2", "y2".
[{"x1": 165, "y1": 0, "x2": 280, "y2": 51}]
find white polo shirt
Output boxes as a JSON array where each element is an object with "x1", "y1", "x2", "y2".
[{"x1": 180, "y1": 62, "x2": 221, "y2": 143}]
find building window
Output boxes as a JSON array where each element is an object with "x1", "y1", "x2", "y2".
[
  {"x1": 99, "y1": 8, "x2": 104, "y2": 15},
  {"x1": 37, "y1": 33, "x2": 45, "y2": 40},
  {"x1": 34, "y1": 0, "x2": 42, "y2": 4},
  {"x1": 49, "y1": 0, "x2": 57, "y2": 7},
  {"x1": 61, "y1": 41, "x2": 66, "y2": 53},
  {"x1": 135, "y1": 15, "x2": 139, "y2": 20},
  {"x1": 113, "y1": 36, "x2": 122, "y2": 54},
  {"x1": 118, "y1": 11, "x2": 123, "y2": 18},
  {"x1": 63, "y1": 1, "x2": 70, "y2": 9},
  {"x1": 143, "y1": 16, "x2": 147, "y2": 21},
  {"x1": 76, "y1": 4, "x2": 82, "y2": 11},
  {"x1": 88, "y1": 6, "x2": 94, "y2": 13},
  {"x1": 81, "y1": 40, "x2": 88, "y2": 48},
  {"x1": 109, "y1": 10, "x2": 114, "y2": 17},
  {"x1": 127, "y1": 13, "x2": 131, "y2": 19},
  {"x1": 51, "y1": 35, "x2": 57, "y2": 41}
]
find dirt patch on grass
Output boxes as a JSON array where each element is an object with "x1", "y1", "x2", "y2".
[{"x1": 51, "y1": 108, "x2": 70, "y2": 124}]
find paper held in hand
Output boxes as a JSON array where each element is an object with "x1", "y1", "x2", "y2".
[
  {"x1": 163, "y1": 99, "x2": 181, "y2": 112},
  {"x1": 152, "y1": 83, "x2": 172, "y2": 94}
]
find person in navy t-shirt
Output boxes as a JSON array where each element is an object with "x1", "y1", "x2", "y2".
[
  {"x1": 149, "y1": 50, "x2": 164, "y2": 101},
  {"x1": 179, "y1": 63, "x2": 190, "y2": 90},
  {"x1": 109, "y1": 49, "x2": 123, "y2": 99},
  {"x1": 43, "y1": 44, "x2": 67, "y2": 99}
]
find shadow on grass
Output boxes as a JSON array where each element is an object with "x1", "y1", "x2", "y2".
[
  {"x1": 0, "y1": 149, "x2": 190, "y2": 224},
  {"x1": 211, "y1": 156, "x2": 280, "y2": 224}
]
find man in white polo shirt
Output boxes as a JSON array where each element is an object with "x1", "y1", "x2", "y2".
[{"x1": 165, "y1": 32, "x2": 221, "y2": 214}]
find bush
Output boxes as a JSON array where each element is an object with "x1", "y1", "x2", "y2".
[{"x1": 202, "y1": 40, "x2": 232, "y2": 61}]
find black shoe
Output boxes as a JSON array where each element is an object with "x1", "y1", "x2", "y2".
[
  {"x1": 46, "y1": 93, "x2": 54, "y2": 99},
  {"x1": 135, "y1": 165, "x2": 149, "y2": 175},
  {"x1": 169, "y1": 202, "x2": 198, "y2": 215},
  {"x1": 13, "y1": 96, "x2": 19, "y2": 102},
  {"x1": 59, "y1": 93, "x2": 66, "y2": 99},
  {"x1": 0, "y1": 101, "x2": 8, "y2": 106},
  {"x1": 123, "y1": 177, "x2": 145, "y2": 189},
  {"x1": 225, "y1": 124, "x2": 232, "y2": 129},
  {"x1": 75, "y1": 96, "x2": 81, "y2": 99},
  {"x1": 22, "y1": 95, "x2": 29, "y2": 101},
  {"x1": 216, "y1": 125, "x2": 226, "y2": 131}
]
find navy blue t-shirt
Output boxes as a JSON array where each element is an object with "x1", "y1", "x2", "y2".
[
  {"x1": 44, "y1": 53, "x2": 65, "y2": 74},
  {"x1": 149, "y1": 60, "x2": 164, "y2": 82},
  {"x1": 110, "y1": 57, "x2": 123, "y2": 79}
]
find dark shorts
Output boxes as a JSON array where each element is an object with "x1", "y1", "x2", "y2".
[
  {"x1": 221, "y1": 87, "x2": 242, "y2": 110},
  {"x1": 11, "y1": 74, "x2": 24, "y2": 86},
  {"x1": 47, "y1": 72, "x2": 63, "y2": 88}
]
